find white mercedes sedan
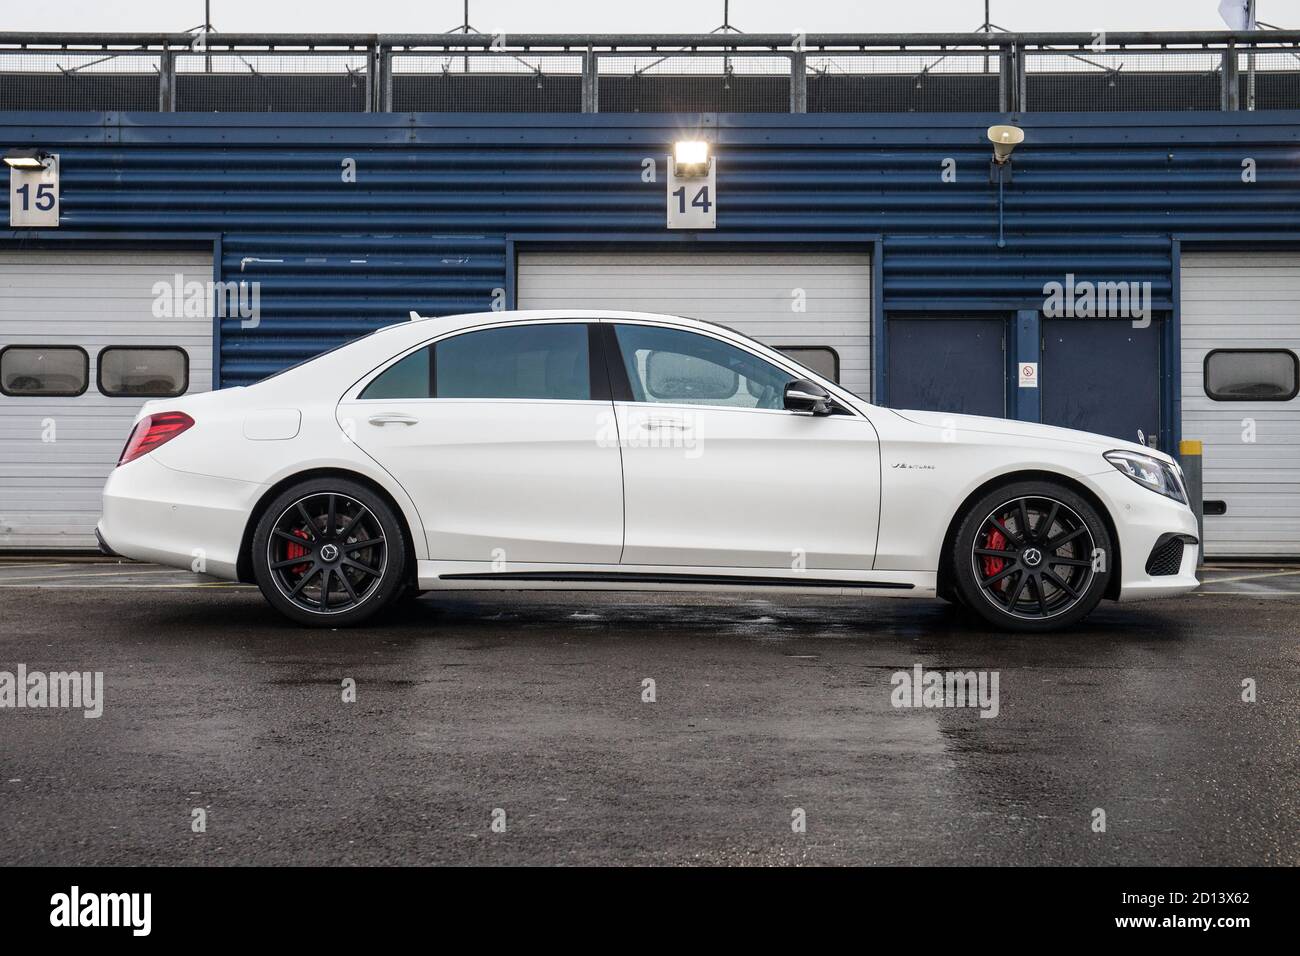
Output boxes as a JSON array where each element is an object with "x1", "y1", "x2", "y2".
[{"x1": 97, "y1": 310, "x2": 1199, "y2": 631}]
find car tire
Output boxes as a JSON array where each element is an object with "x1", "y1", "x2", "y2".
[
  {"x1": 951, "y1": 480, "x2": 1112, "y2": 633},
  {"x1": 251, "y1": 477, "x2": 408, "y2": 627}
]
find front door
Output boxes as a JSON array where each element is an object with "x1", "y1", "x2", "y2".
[{"x1": 605, "y1": 321, "x2": 880, "y2": 571}]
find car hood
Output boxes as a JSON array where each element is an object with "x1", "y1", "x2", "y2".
[{"x1": 888, "y1": 408, "x2": 1169, "y2": 462}]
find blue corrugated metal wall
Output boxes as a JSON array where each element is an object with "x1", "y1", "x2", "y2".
[{"x1": 1, "y1": 110, "x2": 1298, "y2": 386}]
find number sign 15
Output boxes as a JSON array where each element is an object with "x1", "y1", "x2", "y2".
[{"x1": 10, "y1": 153, "x2": 59, "y2": 228}]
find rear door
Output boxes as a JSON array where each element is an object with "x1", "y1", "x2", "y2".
[{"x1": 338, "y1": 321, "x2": 624, "y2": 565}]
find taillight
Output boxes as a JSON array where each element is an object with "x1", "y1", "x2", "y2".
[{"x1": 118, "y1": 411, "x2": 194, "y2": 466}]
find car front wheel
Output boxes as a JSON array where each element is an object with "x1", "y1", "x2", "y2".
[
  {"x1": 951, "y1": 480, "x2": 1112, "y2": 632},
  {"x1": 251, "y1": 478, "x2": 408, "y2": 627}
]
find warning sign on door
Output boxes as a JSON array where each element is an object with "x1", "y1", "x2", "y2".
[{"x1": 1018, "y1": 362, "x2": 1038, "y2": 388}]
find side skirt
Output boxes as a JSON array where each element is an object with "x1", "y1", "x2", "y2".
[
  {"x1": 418, "y1": 562, "x2": 936, "y2": 597},
  {"x1": 440, "y1": 570, "x2": 912, "y2": 589}
]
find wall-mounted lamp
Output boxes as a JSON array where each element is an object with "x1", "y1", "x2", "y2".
[
  {"x1": 3, "y1": 147, "x2": 50, "y2": 171},
  {"x1": 673, "y1": 140, "x2": 711, "y2": 178},
  {"x1": 987, "y1": 125, "x2": 1024, "y2": 248}
]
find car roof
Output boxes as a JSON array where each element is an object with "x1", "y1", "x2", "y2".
[
  {"x1": 411, "y1": 308, "x2": 717, "y2": 327},
  {"x1": 407, "y1": 308, "x2": 754, "y2": 344}
]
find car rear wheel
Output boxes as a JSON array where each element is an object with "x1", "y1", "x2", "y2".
[
  {"x1": 951, "y1": 480, "x2": 1112, "y2": 633},
  {"x1": 251, "y1": 478, "x2": 408, "y2": 627}
]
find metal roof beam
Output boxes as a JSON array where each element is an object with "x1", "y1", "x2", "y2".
[{"x1": 0, "y1": 30, "x2": 1297, "y2": 51}]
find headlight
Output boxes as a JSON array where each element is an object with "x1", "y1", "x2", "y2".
[{"x1": 1104, "y1": 450, "x2": 1187, "y2": 504}]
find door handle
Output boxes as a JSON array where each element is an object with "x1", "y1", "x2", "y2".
[
  {"x1": 368, "y1": 414, "x2": 419, "y2": 426},
  {"x1": 640, "y1": 418, "x2": 688, "y2": 430}
]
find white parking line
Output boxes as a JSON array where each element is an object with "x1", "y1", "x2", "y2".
[
  {"x1": 1196, "y1": 591, "x2": 1295, "y2": 596},
  {"x1": 1199, "y1": 569, "x2": 1300, "y2": 585},
  {"x1": 0, "y1": 568, "x2": 206, "y2": 583},
  {"x1": 0, "y1": 582, "x2": 251, "y2": 589}
]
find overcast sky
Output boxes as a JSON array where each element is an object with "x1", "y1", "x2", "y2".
[{"x1": 2, "y1": 0, "x2": 1296, "y2": 34}]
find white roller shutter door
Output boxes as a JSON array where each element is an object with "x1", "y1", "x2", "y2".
[
  {"x1": 0, "y1": 249, "x2": 214, "y2": 549},
  {"x1": 1181, "y1": 250, "x2": 1300, "y2": 557},
  {"x1": 517, "y1": 251, "x2": 872, "y2": 399}
]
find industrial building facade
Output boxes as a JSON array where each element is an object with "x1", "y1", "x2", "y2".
[{"x1": 1, "y1": 30, "x2": 1299, "y2": 557}]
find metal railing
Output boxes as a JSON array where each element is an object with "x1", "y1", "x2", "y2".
[{"x1": 0, "y1": 31, "x2": 1297, "y2": 113}]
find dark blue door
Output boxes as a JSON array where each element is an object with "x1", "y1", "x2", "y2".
[
  {"x1": 887, "y1": 318, "x2": 1006, "y2": 416},
  {"x1": 1041, "y1": 319, "x2": 1161, "y2": 446}
]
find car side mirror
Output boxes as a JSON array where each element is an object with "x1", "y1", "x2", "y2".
[{"x1": 784, "y1": 379, "x2": 832, "y2": 416}]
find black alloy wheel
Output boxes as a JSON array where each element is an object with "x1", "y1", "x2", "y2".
[
  {"x1": 952, "y1": 481, "x2": 1112, "y2": 632},
  {"x1": 252, "y1": 478, "x2": 408, "y2": 627}
]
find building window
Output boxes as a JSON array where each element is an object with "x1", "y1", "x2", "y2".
[
  {"x1": 1204, "y1": 349, "x2": 1299, "y2": 402},
  {"x1": 98, "y1": 347, "x2": 189, "y2": 398},
  {"x1": 775, "y1": 346, "x2": 840, "y2": 383},
  {"x1": 0, "y1": 345, "x2": 89, "y2": 397}
]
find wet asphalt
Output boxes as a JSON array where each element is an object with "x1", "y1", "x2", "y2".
[{"x1": 0, "y1": 560, "x2": 1296, "y2": 866}]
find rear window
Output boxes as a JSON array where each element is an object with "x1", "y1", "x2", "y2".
[
  {"x1": 1204, "y1": 349, "x2": 1299, "y2": 402},
  {"x1": 98, "y1": 347, "x2": 189, "y2": 398},
  {"x1": 0, "y1": 345, "x2": 88, "y2": 397}
]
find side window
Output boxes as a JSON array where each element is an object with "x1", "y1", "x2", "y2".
[
  {"x1": 1204, "y1": 349, "x2": 1299, "y2": 401},
  {"x1": 612, "y1": 324, "x2": 794, "y2": 409},
  {"x1": 435, "y1": 323, "x2": 591, "y2": 401},
  {"x1": 0, "y1": 345, "x2": 89, "y2": 397},
  {"x1": 98, "y1": 346, "x2": 188, "y2": 398},
  {"x1": 360, "y1": 345, "x2": 432, "y2": 400},
  {"x1": 775, "y1": 346, "x2": 840, "y2": 384}
]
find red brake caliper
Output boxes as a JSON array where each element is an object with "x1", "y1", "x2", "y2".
[
  {"x1": 285, "y1": 528, "x2": 311, "y2": 575},
  {"x1": 981, "y1": 528, "x2": 1007, "y2": 587}
]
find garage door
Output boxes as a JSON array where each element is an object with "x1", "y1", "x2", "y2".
[
  {"x1": 1181, "y1": 250, "x2": 1300, "y2": 557},
  {"x1": 0, "y1": 249, "x2": 214, "y2": 549},
  {"x1": 517, "y1": 251, "x2": 872, "y2": 398}
]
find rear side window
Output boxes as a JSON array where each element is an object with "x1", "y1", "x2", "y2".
[
  {"x1": 1204, "y1": 349, "x2": 1299, "y2": 401},
  {"x1": 360, "y1": 346, "x2": 433, "y2": 400},
  {"x1": 435, "y1": 323, "x2": 590, "y2": 400},
  {"x1": 98, "y1": 347, "x2": 189, "y2": 398},
  {"x1": 0, "y1": 345, "x2": 88, "y2": 397}
]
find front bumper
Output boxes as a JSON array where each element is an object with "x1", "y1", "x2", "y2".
[
  {"x1": 1090, "y1": 469, "x2": 1200, "y2": 602},
  {"x1": 98, "y1": 454, "x2": 262, "y2": 581}
]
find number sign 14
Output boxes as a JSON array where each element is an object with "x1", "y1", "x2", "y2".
[{"x1": 666, "y1": 154, "x2": 716, "y2": 230}]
